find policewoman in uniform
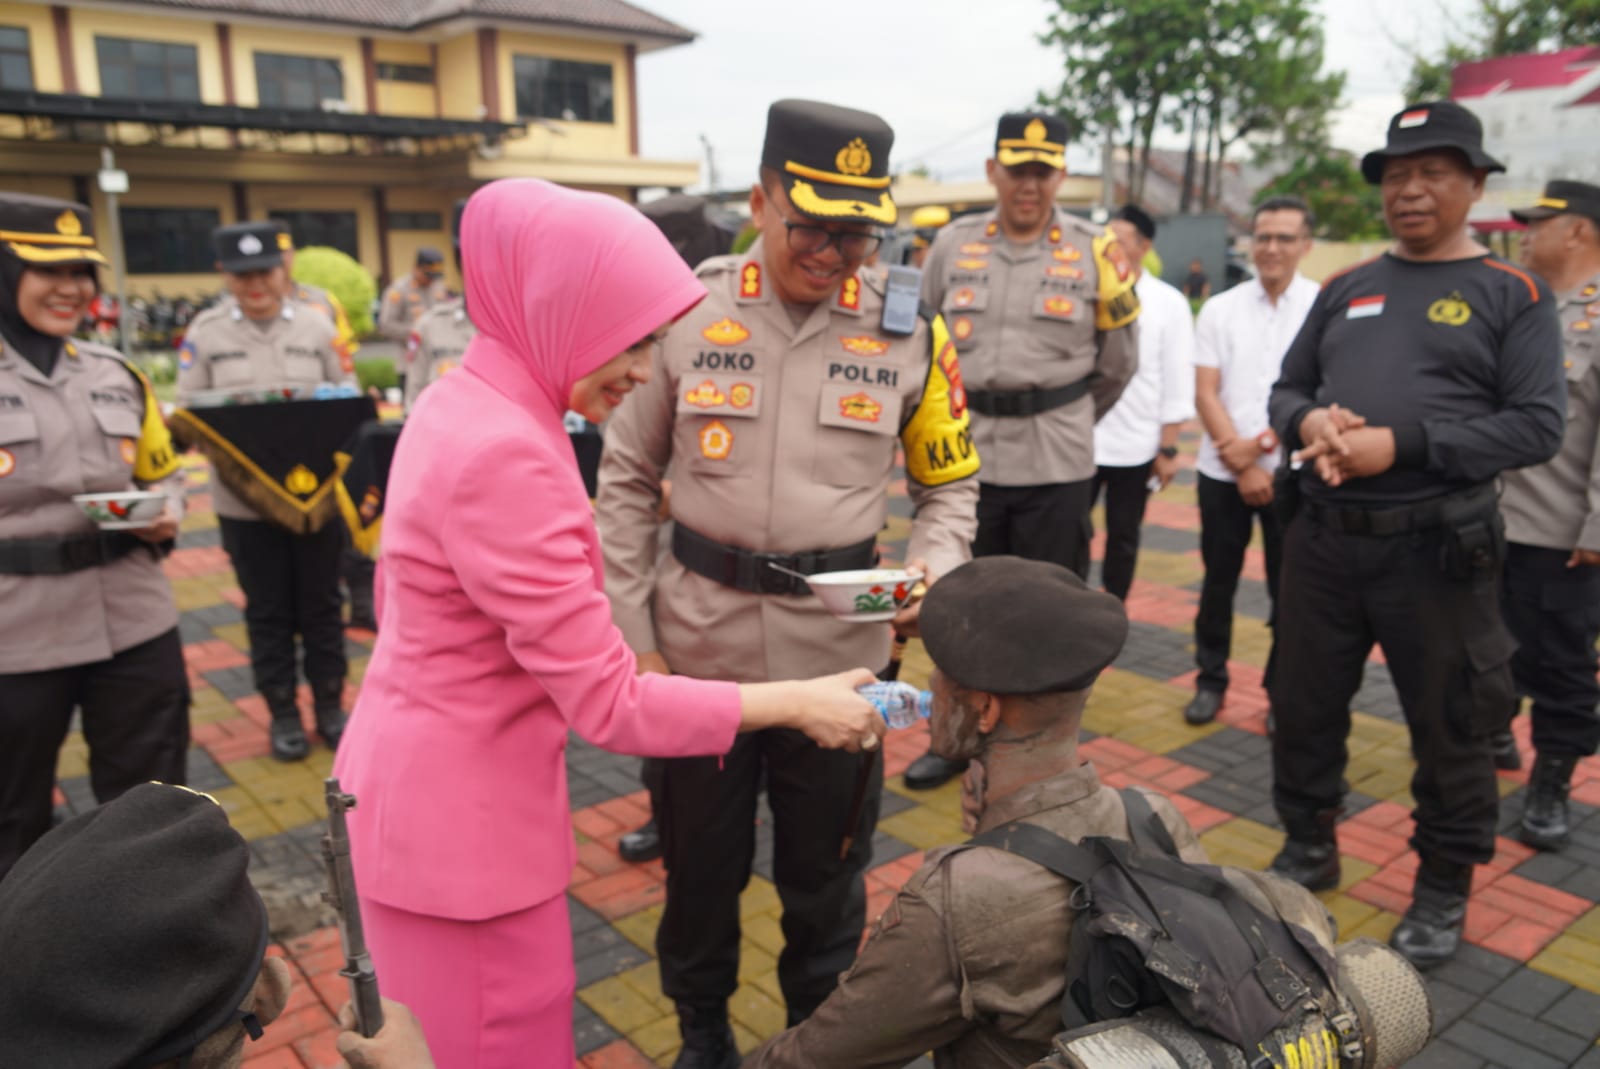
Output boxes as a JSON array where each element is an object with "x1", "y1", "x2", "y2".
[
  {"x1": 1499, "y1": 180, "x2": 1600, "y2": 850},
  {"x1": 905, "y1": 111, "x2": 1140, "y2": 791},
  {"x1": 1267, "y1": 102, "x2": 1565, "y2": 968},
  {"x1": 0, "y1": 194, "x2": 189, "y2": 881},
  {"x1": 178, "y1": 221, "x2": 355, "y2": 762},
  {"x1": 404, "y1": 202, "x2": 475, "y2": 411},
  {"x1": 597, "y1": 100, "x2": 980, "y2": 1068}
]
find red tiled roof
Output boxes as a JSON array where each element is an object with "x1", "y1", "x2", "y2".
[
  {"x1": 104, "y1": 0, "x2": 695, "y2": 42},
  {"x1": 1452, "y1": 45, "x2": 1600, "y2": 98}
]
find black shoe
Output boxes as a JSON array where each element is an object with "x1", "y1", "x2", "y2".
[
  {"x1": 1183, "y1": 690, "x2": 1223, "y2": 726},
  {"x1": 264, "y1": 687, "x2": 309, "y2": 762},
  {"x1": 1268, "y1": 807, "x2": 1342, "y2": 891},
  {"x1": 1490, "y1": 730, "x2": 1521, "y2": 771},
  {"x1": 1389, "y1": 859, "x2": 1471, "y2": 969},
  {"x1": 903, "y1": 751, "x2": 968, "y2": 791},
  {"x1": 672, "y1": 1003, "x2": 740, "y2": 1069},
  {"x1": 1520, "y1": 753, "x2": 1578, "y2": 851},
  {"x1": 619, "y1": 819, "x2": 662, "y2": 863},
  {"x1": 311, "y1": 679, "x2": 348, "y2": 751}
]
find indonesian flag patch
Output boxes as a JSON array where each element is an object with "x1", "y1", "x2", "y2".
[
  {"x1": 1398, "y1": 109, "x2": 1429, "y2": 129},
  {"x1": 1347, "y1": 295, "x2": 1386, "y2": 319}
]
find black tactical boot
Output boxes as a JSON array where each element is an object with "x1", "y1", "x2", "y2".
[
  {"x1": 1390, "y1": 857, "x2": 1472, "y2": 969},
  {"x1": 903, "y1": 750, "x2": 968, "y2": 790},
  {"x1": 344, "y1": 550, "x2": 378, "y2": 631},
  {"x1": 1489, "y1": 729, "x2": 1522, "y2": 771},
  {"x1": 619, "y1": 819, "x2": 662, "y2": 863},
  {"x1": 1520, "y1": 753, "x2": 1579, "y2": 851},
  {"x1": 265, "y1": 686, "x2": 309, "y2": 762},
  {"x1": 1268, "y1": 807, "x2": 1342, "y2": 891},
  {"x1": 671, "y1": 1002, "x2": 739, "y2": 1069},
  {"x1": 311, "y1": 679, "x2": 348, "y2": 751}
]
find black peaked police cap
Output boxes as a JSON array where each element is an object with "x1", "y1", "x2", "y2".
[{"x1": 761, "y1": 99, "x2": 897, "y2": 226}]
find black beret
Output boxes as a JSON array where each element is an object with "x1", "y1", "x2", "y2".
[
  {"x1": 0, "y1": 783, "x2": 269, "y2": 1069},
  {"x1": 1115, "y1": 204, "x2": 1157, "y2": 242},
  {"x1": 921, "y1": 556, "x2": 1128, "y2": 695}
]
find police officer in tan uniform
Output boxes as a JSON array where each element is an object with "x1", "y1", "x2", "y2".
[
  {"x1": 178, "y1": 222, "x2": 355, "y2": 762},
  {"x1": 597, "y1": 99, "x2": 979, "y2": 1069},
  {"x1": 1499, "y1": 180, "x2": 1600, "y2": 850},
  {"x1": 906, "y1": 112, "x2": 1141, "y2": 790},
  {"x1": 376, "y1": 247, "x2": 449, "y2": 342},
  {"x1": 0, "y1": 194, "x2": 189, "y2": 880}
]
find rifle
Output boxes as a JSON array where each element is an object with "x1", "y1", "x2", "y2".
[{"x1": 323, "y1": 778, "x2": 384, "y2": 1038}]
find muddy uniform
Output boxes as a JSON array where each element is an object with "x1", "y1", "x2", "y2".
[
  {"x1": 598, "y1": 241, "x2": 979, "y2": 1017},
  {"x1": 403, "y1": 297, "x2": 474, "y2": 410},
  {"x1": 922, "y1": 207, "x2": 1139, "y2": 576}
]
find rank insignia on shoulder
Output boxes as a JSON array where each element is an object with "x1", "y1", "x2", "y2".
[
  {"x1": 740, "y1": 262, "x2": 763, "y2": 300},
  {"x1": 1053, "y1": 247, "x2": 1082, "y2": 263},
  {"x1": 840, "y1": 335, "x2": 889, "y2": 357},
  {"x1": 984, "y1": 220, "x2": 998, "y2": 238},
  {"x1": 1581, "y1": 283, "x2": 1598, "y2": 299},
  {"x1": 959, "y1": 242, "x2": 991, "y2": 256},
  {"x1": 699, "y1": 420, "x2": 733, "y2": 460},
  {"x1": 837, "y1": 276, "x2": 861, "y2": 312},
  {"x1": 1047, "y1": 225, "x2": 1062, "y2": 245},
  {"x1": 702, "y1": 317, "x2": 751, "y2": 345},
  {"x1": 838, "y1": 391, "x2": 883, "y2": 423},
  {"x1": 0, "y1": 447, "x2": 14, "y2": 478},
  {"x1": 684, "y1": 380, "x2": 727, "y2": 408},
  {"x1": 955, "y1": 258, "x2": 988, "y2": 271}
]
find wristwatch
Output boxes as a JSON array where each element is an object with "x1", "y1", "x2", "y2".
[
  {"x1": 1158, "y1": 445, "x2": 1178, "y2": 459},
  {"x1": 1256, "y1": 429, "x2": 1279, "y2": 453}
]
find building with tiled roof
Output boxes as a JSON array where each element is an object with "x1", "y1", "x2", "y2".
[{"x1": 0, "y1": 0, "x2": 699, "y2": 295}]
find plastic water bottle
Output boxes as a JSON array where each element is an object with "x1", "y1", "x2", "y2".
[{"x1": 858, "y1": 681, "x2": 933, "y2": 729}]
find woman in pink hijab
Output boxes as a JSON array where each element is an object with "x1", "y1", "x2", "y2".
[{"x1": 331, "y1": 180, "x2": 881, "y2": 1068}]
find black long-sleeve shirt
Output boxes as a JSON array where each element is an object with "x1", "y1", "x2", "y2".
[{"x1": 1270, "y1": 252, "x2": 1566, "y2": 505}]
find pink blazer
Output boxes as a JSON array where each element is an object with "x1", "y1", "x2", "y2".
[{"x1": 332, "y1": 340, "x2": 740, "y2": 921}]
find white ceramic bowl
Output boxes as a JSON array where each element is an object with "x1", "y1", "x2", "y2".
[
  {"x1": 72, "y1": 491, "x2": 169, "y2": 530},
  {"x1": 804, "y1": 568, "x2": 922, "y2": 622}
]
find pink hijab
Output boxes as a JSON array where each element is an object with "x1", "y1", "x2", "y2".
[{"x1": 459, "y1": 178, "x2": 706, "y2": 412}]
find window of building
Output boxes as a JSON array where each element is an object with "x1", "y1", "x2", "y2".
[
  {"x1": 0, "y1": 26, "x2": 33, "y2": 91},
  {"x1": 120, "y1": 207, "x2": 220, "y2": 274},
  {"x1": 255, "y1": 52, "x2": 344, "y2": 110},
  {"x1": 512, "y1": 55, "x2": 613, "y2": 124},
  {"x1": 388, "y1": 212, "x2": 443, "y2": 231},
  {"x1": 376, "y1": 62, "x2": 433, "y2": 85},
  {"x1": 96, "y1": 37, "x2": 200, "y2": 102},
  {"x1": 269, "y1": 210, "x2": 359, "y2": 260}
]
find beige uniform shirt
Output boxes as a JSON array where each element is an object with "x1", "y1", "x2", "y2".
[
  {"x1": 1501, "y1": 274, "x2": 1600, "y2": 551},
  {"x1": 177, "y1": 302, "x2": 349, "y2": 520},
  {"x1": 377, "y1": 274, "x2": 450, "y2": 341},
  {"x1": 745, "y1": 761, "x2": 1207, "y2": 1069},
  {"x1": 922, "y1": 208, "x2": 1140, "y2": 486},
  {"x1": 597, "y1": 239, "x2": 980, "y2": 682},
  {"x1": 0, "y1": 339, "x2": 183, "y2": 673},
  {"x1": 403, "y1": 298, "x2": 475, "y2": 410}
]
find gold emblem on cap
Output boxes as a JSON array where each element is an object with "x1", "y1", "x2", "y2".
[
  {"x1": 1024, "y1": 118, "x2": 1048, "y2": 144},
  {"x1": 285, "y1": 464, "x2": 318, "y2": 497},
  {"x1": 836, "y1": 138, "x2": 872, "y2": 178},
  {"x1": 55, "y1": 210, "x2": 82, "y2": 237}
]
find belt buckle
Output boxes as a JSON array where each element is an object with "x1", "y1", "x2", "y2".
[{"x1": 752, "y1": 551, "x2": 798, "y2": 596}]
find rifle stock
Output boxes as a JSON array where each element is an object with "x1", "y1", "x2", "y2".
[{"x1": 323, "y1": 777, "x2": 384, "y2": 1038}]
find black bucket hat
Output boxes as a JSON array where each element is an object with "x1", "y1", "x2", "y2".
[{"x1": 1360, "y1": 101, "x2": 1505, "y2": 185}]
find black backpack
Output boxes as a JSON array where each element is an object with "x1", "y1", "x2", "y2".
[{"x1": 969, "y1": 790, "x2": 1345, "y2": 1064}]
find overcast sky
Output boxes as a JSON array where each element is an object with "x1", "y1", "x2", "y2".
[{"x1": 634, "y1": 0, "x2": 1472, "y2": 192}]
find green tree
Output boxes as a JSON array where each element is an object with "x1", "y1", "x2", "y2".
[
  {"x1": 1257, "y1": 152, "x2": 1388, "y2": 241},
  {"x1": 291, "y1": 246, "x2": 377, "y2": 337},
  {"x1": 1403, "y1": 0, "x2": 1600, "y2": 101}
]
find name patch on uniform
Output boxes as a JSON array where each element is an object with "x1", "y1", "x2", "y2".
[
  {"x1": 0, "y1": 448, "x2": 13, "y2": 478},
  {"x1": 828, "y1": 362, "x2": 900, "y2": 387},
  {"x1": 699, "y1": 420, "x2": 733, "y2": 460},
  {"x1": 692, "y1": 351, "x2": 756, "y2": 371},
  {"x1": 838, "y1": 391, "x2": 884, "y2": 423},
  {"x1": 840, "y1": 335, "x2": 889, "y2": 357},
  {"x1": 702, "y1": 317, "x2": 751, "y2": 345},
  {"x1": 1347, "y1": 295, "x2": 1385, "y2": 319},
  {"x1": 0, "y1": 394, "x2": 24, "y2": 409},
  {"x1": 684, "y1": 380, "x2": 727, "y2": 408}
]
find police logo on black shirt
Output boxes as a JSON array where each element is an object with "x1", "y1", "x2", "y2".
[{"x1": 1428, "y1": 292, "x2": 1472, "y2": 326}]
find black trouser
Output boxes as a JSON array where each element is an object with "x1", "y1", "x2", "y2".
[
  {"x1": 1502, "y1": 542, "x2": 1600, "y2": 759},
  {"x1": 1091, "y1": 462, "x2": 1154, "y2": 600},
  {"x1": 655, "y1": 728, "x2": 881, "y2": 1020},
  {"x1": 1196, "y1": 473, "x2": 1283, "y2": 692},
  {"x1": 219, "y1": 517, "x2": 347, "y2": 694},
  {"x1": 0, "y1": 627, "x2": 189, "y2": 881},
  {"x1": 1270, "y1": 513, "x2": 1512, "y2": 866},
  {"x1": 973, "y1": 479, "x2": 1095, "y2": 578}
]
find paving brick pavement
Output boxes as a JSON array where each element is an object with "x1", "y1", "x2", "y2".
[{"x1": 48, "y1": 434, "x2": 1600, "y2": 1067}]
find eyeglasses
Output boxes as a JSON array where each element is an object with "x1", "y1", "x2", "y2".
[{"x1": 771, "y1": 203, "x2": 882, "y2": 259}]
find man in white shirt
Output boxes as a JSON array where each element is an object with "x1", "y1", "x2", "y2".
[
  {"x1": 1092, "y1": 205, "x2": 1197, "y2": 600},
  {"x1": 1185, "y1": 196, "x2": 1320, "y2": 726}
]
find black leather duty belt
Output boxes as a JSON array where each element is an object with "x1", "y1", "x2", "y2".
[
  {"x1": 966, "y1": 376, "x2": 1092, "y2": 417},
  {"x1": 1303, "y1": 483, "x2": 1496, "y2": 537},
  {"x1": 0, "y1": 531, "x2": 141, "y2": 575},
  {"x1": 672, "y1": 523, "x2": 877, "y2": 596}
]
